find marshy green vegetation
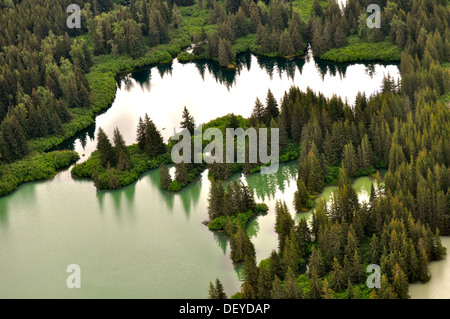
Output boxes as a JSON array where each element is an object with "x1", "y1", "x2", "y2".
[{"x1": 0, "y1": 151, "x2": 79, "y2": 197}]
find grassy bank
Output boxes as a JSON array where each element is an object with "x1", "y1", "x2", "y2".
[
  {"x1": 71, "y1": 144, "x2": 172, "y2": 190},
  {"x1": 0, "y1": 151, "x2": 79, "y2": 197},
  {"x1": 208, "y1": 203, "x2": 269, "y2": 231},
  {"x1": 320, "y1": 36, "x2": 402, "y2": 63}
]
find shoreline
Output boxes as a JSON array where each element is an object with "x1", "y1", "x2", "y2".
[{"x1": 1, "y1": 39, "x2": 402, "y2": 198}]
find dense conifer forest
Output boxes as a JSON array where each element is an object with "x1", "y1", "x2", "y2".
[{"x1": 0, "y1": 0, "x2": 448, "y2": 299}]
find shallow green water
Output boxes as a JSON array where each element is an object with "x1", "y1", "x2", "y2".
[
  {"x1": 0, "y1": 160, "x2": 376, "y2": 298},
  {"x1": 1, "y1": 52, "x2": 443, "y2": 298}
]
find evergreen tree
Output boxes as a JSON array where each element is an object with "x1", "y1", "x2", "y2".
[
  {"x1": 250, "y1": 97, "x2": 266, "y2": 126},
  {"x1": 265, "y1": 89, "x2": 279, "y2": 126},
  {"x1": 312, "y1": 0, "x2": 323, "y2": 17},
  {"x1": 280, "y1": 29, "x2": 295, "y2": 57},
  {"x1": 284, "y1": 267, "x2": 301, "y2": 299},
  {"x1": 241, "y1": 280, "x2": 255, "y2": 299},
  {"x1": 113, "y1": 127, "x2": 132, "y2": 171},
  {"x1": 378, "y1": 274, "x2": 398, "y2": 299},
  {"x1": 352, "y1": 250, "x2": 365, "y2": 283},
  {"x1": 293, "y1": 178, "x2": 309, "y2": 211},
  {"x1": 180, "y1": 106, "x2": 195, "y2": 135},
  {"x1": 172, "y1": 4, "x2": 182, "y2": 28},
  {"x1": 96, "y1": 127, "x2": 115, "y2": 168},
  {"x1": 159, "y1": 164, "x2": 172, "y2": 190},
  {"x1": 208, "y1": 180, "x2": 225, "y2": 220},
  {"x1": 208, "y1": 281, "x2": 217, "y2": 299},
  {"x1": 144, "y1": 116, "x2": 166, "y2": 157},
  {"x1": 215, "y1": 278, "x2": 227, "y2": 299},
  {"x1": 342, "y1": 142, "x2": 357, "y2": 177},
  {"x1": 270, "y1": 275, "x2": 284, "y2": 299},
  {"x1": 309, "y1": 268, "x2": 322, "y2": 299},
  {"x1": 0, "y1": 113, "x2": 29, "y2": 162},
  {"x1": 218, "y1": 38, "x2": 234, "y2": 67},
  {"x1": 77, "y1": 84, "x2": 91, "y2": 108},
  {"x1": 330, "y1": 257, "x2": 346, "y2": 292},
  {"x1": 308, "y1": 246, "x2": 324, "y2": 277},
  {"x1": 322, "y1": 279, "x2": 334, "y2": 299},
  {"x1": 231, "y1": 224, "x2": 255, "y2": 262},
  {"x1": 391, "y1": 263, "x2": 409, "y2": 299},
  {"x1": 257, "y1": 264, "x2": 273, "y2": 299},
  {"x1": 107, "y1": 166, "x2": 119, "y2": 189},
  {"x1": 175, "y1": 161, "x2": 190, "y2": 185},
  {"x1": 136, "y1": 116, "x2": 146, "y2": 150},
  {"x1": 243, "y1": 255, "x2": 259, "y2": 290}
]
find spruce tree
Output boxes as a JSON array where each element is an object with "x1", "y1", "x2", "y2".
[
  {"x1": 144, "y1": 116, "x2": 166, "y2": 157},
  {"x1": 77, "y1": 84, "x2": 91, "y2": 108},
  {"x1": 309, "y1": 268, "x2": 322, "y2": 299},
  {"x1": 270, "y1": 275, "x2": 284, "y2": 299},
  {"x1": 265, "y1": 89, "x2": 279, "y2": 126},
  {"x1": 96, "y1": 127, "x2": 115, "y2": 168},
  {"x1": 308, "y1": 246, "x2": 324, "y2": 277},
  {"x1": 180, "y1": 106, "x2": 195, "y2": 135},
  {"x1": 250, "y1": 97, "x2": 266, "y2": 126},
  {"x1": 284, "y1": 267, "x2": 302, "y2": 299},
  {"x1": 330, "y1": 257, "x2": 346, "y2": 292},
  {"x1": 215, "y1": 278, "x2": 227, "y2": 299},
  {"x1": 280, "y1": 29, "x2": 295, "y2": 57},
  {"x1": 208, "y1": 281, "x2": 217, "y2": 299},
  {"x1": 391, "y1": 263, "x2": 409, "y2": 299},
  {"x1": 159, "y1": 164, "x2": 172, "y2": 190},
  {"x1": 322, "y1": 279, "x2": 335, "y2": 299},
  {"x1": 113, "y1": 127, "x2": 132, "y2": 171},
  {"x1": 208, "y1": 180, "x2": 225, "y2": 220},
  {"x1": 293, "y1": 178, "x2": 309, "y2": 211},
  {"x1": 1, "y1": 113, "x2": 29, "y2": 162},
  {"x1": 175, "y1": 161, "x2": 190, "y2": 185},
  {"x1": 342, "y1": 142, "x2": 357, "y2": 177},
  {"x1": 241, "y1": 280, "x2": 255, "y2": 299},
  {"x1": 136, "y1": 116, "x2": 146, "y2": 150},
  {"x1": 243, "y1": 255, "x2": 259, "y2": 289},
  {"x1": 257, "y1": 264, "x2": 272, "y2": 299}
]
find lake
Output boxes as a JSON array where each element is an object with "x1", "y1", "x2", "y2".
[{"x1": 0, "y1": 51, "x2": 441, "y2": 298}]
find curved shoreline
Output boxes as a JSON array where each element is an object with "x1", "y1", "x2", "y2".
[{"x1": 1, "y1": 39, "x2": 402, "y2": 198}]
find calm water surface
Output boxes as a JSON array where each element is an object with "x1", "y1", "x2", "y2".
[{"x1": 1, "y1": 52, "x2": 442, "y2": 298}]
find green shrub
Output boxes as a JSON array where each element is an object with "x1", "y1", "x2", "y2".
[
  {"x1": 0, "y1": 151, "x2": 79, "y2": 197},
  {"x1": 320, "y1": 36, "x2": 402, "y2": 63}
]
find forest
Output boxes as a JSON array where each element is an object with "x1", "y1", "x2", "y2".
[
  {"x1": 0, "y1": 0, "x2": 448, "y2": 300},
  {"x1": 0, "y1": 0, "x2": 447, "y2": 189}
]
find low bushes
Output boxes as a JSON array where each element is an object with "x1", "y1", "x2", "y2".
[{"x1": 0, "y1": 151, "x2": 79, "y2": 197}]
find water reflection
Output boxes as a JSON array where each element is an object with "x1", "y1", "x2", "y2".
[
  {"x1": 129, "y1": 68, "x2": 151, "y2": 91},
  {"x1": 176, "y1": 176, "x2": 203, "y2": 218},
  {"x1": 53, "y1": 51, "x2": 399, "y2": 161},
  {"x1": 244, "y1": 162, "x2": 297, "y2": 202},
  {"x1": 97, "y1": 191, "x2": 105, "y2": 212},
  {"x1": 256, "y1": 55, "x2": 306, "y2": 81},
  {"x1": 213, "y1": 231, "x2": 228, "y2": 255},
  {"x1": 53, "y1": 123, "x2": 96, "y2": 152},
  {"x1": 156, "y1": 62, "x2": 173, "y2": 79},
  {"x1": 0, "y1": 201, "x2": 9, "y2": 228}
]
